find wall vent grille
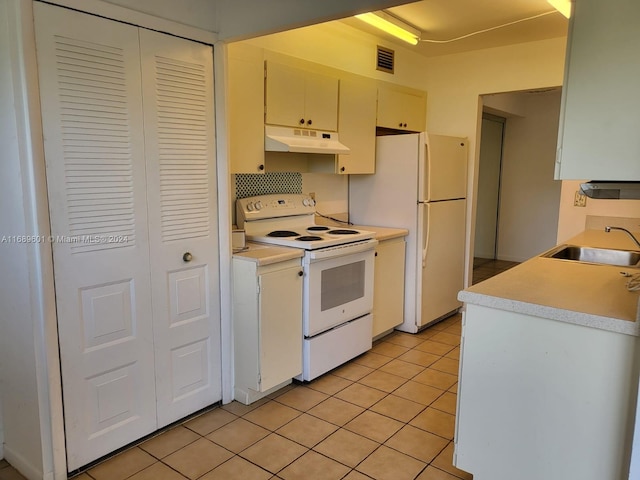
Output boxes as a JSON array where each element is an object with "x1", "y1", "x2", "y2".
[{"x1": 376, "y1": 46, "x2": 395, "y2": 74}]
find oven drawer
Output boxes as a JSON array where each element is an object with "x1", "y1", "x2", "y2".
[{"x1": 298, "y1": 314, "x2": 372, "y2": 381}]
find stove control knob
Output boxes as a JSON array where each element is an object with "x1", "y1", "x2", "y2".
[
  {"x1": 246, "y1": 202, "x2": 255, "y2": 212},
  {"x1": 254, "y1": 201, "x2": 263, "y2": 210}
]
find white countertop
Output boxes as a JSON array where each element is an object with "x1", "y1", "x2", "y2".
[
  {"x1": 232, "y1": 242, "x2": 303, "y2": 266},
  {"x1": 459, "y1": 230, "x2": 640, "y2": 336},
  {"x1": 354, "y1": 225, "x2": 408, "y2": 242}
]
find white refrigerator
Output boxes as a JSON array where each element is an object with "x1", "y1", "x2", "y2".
[{"x1": 349, "y1": 132, "x2": 468, "y2": 333}]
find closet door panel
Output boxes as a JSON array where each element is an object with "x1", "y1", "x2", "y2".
[
  {"x1": 34, "y1": 3, "x2": 156, "y2": 470},
  {"x1": 139, "y1": 29, "x2": 222, "y2": 427}
]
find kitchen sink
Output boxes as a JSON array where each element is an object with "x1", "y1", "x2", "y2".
[{"x1": 541, "y1": 245, "x2": 640, "y2": 267}]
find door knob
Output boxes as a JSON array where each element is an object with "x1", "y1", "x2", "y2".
[{"x1": 183, "y1": 252, "x2": 193, "y2": 262}]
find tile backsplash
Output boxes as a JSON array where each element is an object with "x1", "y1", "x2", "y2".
[
  {"x1": 235, "y1": 172, "x2": 302, "y2": 199},
  {"x1": 230, "y1": 172, "x2": 349, "y2": 226},
  {"x1": 585, "y1": 215, "x2": 640, "y2": 232}
]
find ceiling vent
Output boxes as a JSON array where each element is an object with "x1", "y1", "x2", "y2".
[{"x1": 376, "y1": 46, "x2": 394, "y2": 74}]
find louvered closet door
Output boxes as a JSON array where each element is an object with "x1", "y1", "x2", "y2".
[
  {"x1": 139, "y1": 29, "x2": 221, "y2": 426},
  {"x1": 33, "y1": 3, "x2": 157, "y2": 470}
]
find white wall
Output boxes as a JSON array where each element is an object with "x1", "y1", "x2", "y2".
[
  {"x1": 421, "y1": 38, "x2": 567, "y2": 280},
  {"x1": 557, "y1": 182, "x2": 640, "y2": 242},
  {"x1": 0, "y1": 394, "x2": 3, "y2": 459},
  {"x1": 91, "y1": 0, "x2": 218, "y2": 32},
  {"x1": 242, "y1": 20, "x2": 430, "y2": 90},
  {"x1": 494, "y1": 89, "x2": 563, "y2": 262},
  {"x1": 214, "y1": 0, "x2": 412, "y2": 41},
  {"x1": 1, "y1": 1, "x2": 45, "y2": 476}
]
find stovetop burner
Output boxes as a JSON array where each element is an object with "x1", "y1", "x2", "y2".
[
  {"x1": 237, "y1": 194, "x2": 376, "y2": 250},
  {"x1": 267, "y1": 230, "x2": 300, "y2": 237},
  {"x1": 296, "y1": 236, "x2": 323, "y2": 241}
]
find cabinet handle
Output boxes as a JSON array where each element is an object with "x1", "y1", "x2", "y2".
[
  {"x1": 399, "y1": 122, "x2": 403, "y2": 127},
  {"x1": 258, "y1": 164, "x2": 265, "y2": 171},
  {"x1": 340, "y1": 166, "x2": 345, "y2": 172},
  {"x1": 299, "y1": 118, "x2": 305, "y2": 125},
  {"x1": 183, "y1": 252, "x2": 193, "y2": 262},
  {"x1": 307, "y1": 119, "x2": 313, "y2": 126},
  {"x1": 375, "y1": 251, "x2": 378, "y2": 257},
  {"x1": 403, "y1": 123, "x2": 408, "y2": 128},
  {"x1": 298, "y1": 270, "x2": 304, "y2": 277}
]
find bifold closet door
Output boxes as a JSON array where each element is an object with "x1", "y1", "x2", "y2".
[
  {"x1": 34, "y1": 3, "x2": 157, "y2": 470},
  {"x1": 139, "y1": 29, "x2": 221, "y2": 427},
  {"x1": 34, "y1": 2, "x2": 222, "y2": 470}
]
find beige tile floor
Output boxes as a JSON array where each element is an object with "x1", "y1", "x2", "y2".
[
  {"x1": 0, "y1": 315, "x2": 473, "y2": 480},
  {"x1": 472, "y1": 258, "x2": 519, "y2": 285}
]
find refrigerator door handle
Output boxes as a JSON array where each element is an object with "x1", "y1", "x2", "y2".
[{"x1": 421, "y1": 205, "x2": 430, "y2": 269}]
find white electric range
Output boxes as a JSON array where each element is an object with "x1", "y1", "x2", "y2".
[{"x1": 236, "y1": 194, "x2": 377, "y2": 381}]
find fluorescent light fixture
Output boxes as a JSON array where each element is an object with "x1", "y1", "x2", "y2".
[
  {"x1": 547, "y1": 0, "x2": 571, "y2": 18},
  {"x1": 355, "y1": 11, "x2": 421, "y2": 45}
]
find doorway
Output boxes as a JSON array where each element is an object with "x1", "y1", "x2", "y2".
[
  {"x1": 474, "y1": 113, "x2": 505, "y2": 262},
  {"x1": 472, "y1": 89, "x2": 563, "y2": 284}
]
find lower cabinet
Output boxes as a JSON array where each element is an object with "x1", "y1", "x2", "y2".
[
  {"x1": 456, "y1": 304, "x2": 639, "y2": 480},
  {"x1": 372, "y1": 237, "x2": 406, "y2": 338},
  {"x1": 233, "y1": 257, "x2": 303, "y2": 404}
]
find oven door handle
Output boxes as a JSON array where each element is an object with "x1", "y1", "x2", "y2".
[{"x1": 305, "y1": 239, "x2": 378, "y2": 261}]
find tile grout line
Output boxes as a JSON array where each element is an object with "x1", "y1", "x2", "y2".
[{"x1": 64, "y1": 313, "x2": 468, "y2": 480}]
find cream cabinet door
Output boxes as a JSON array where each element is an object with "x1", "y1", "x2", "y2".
[
  {"x1": 34, "y1": 3, "x2": 156, "y2": 470},
  {"x1": 265, "y1": 61, "x2": 339, "y2": 131},
  {"x1": 304, "y1": 70, "x2": 339, "y2": 131},
  {"x1": 555, "y1": 0, "x2": 640, "y2": 180},
  {"x1": 228, "y1": 44, "x2": 266, "y2": 174},
  {"x1": 258, "y1": 264, "x2": 303, "y2": 391},
  {"x1": 265, "y1": 62, "x2": 306, "y2": 128},
  {"x1": 232, "y1": 258, "x2": 303, "y2": 404},
  {"x1": 139, "y1": 29, "x2": 221, "y2": 428},
  {"x1": 372, "y1": 238, "x2": 406, "y2": 337},
  {"x1": 377, "y1": 86, "x2": 427, "y2": 132},
  {"x1": 337, "y1": 74, "x2": 377, "y2": 174}
]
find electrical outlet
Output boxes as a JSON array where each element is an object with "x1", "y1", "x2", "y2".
[
  {"x1": 309, "y1": 192, "x2": 316, "y2": 200},
  {"x1": 574, "y1": 190, "x2": 587, "y2": 207}
]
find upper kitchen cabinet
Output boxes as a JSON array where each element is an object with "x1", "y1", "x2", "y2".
[
  {"x1": 555, "y1": 0, "x2": 640, "y2": 180},
  {"x1": 228, "y1": 43, "x2": 266, "y2": 174},
  {"x1": 376, "y1": 84, "x2": 427, "y2": 133},
  {"x1": 337, "y1": 74, "x2": 377, "y2": 174},
  {"x1": 265, "y1": 61, "x2": 339, "y2": 131}
]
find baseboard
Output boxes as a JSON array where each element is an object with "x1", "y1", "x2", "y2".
[{"x1": 3, "y1": 445, "x2": 53, "y2": 480}]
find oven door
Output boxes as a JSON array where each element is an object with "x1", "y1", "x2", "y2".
[{"x1": 303, "y1": 240, "x2": 377, "y2": 337}]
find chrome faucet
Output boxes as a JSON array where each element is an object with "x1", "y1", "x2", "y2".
[{"x1": 604, "y1": 226, "x2": 640, "y2": 248}]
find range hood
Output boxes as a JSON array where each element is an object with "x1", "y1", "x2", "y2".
[
  {"x1": 580, "y1": 181, "x2": 640, "y2": 199},
  {"x1": 265, "y1": 125, "x2": 350, "y2": 155}
]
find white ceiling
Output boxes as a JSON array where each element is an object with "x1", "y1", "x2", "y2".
[{"x1": 341, "y1": 0, "x2": 569, "y2": 57}]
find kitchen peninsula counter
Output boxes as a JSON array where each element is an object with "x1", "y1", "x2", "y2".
[
  {"x1": 455, "y1": 229, "x2": 640, "y2": 480},
  {"x1": 459, "y1": 229, "x2": 640, "y2": 336}
]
